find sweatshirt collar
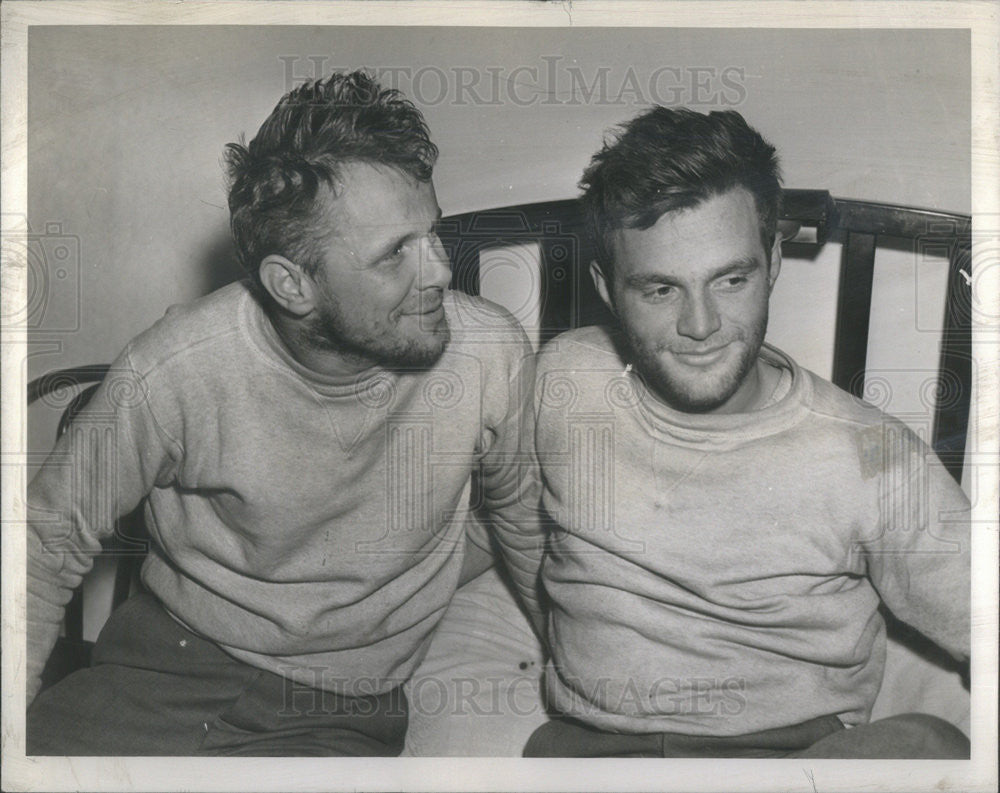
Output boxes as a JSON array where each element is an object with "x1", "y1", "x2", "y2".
[
  {"x1": 238, "y1": 285, "x2": 392, "y2": 396},
  {"x1": 630, "y1": 343, "x2": 813, "y2": 447}
]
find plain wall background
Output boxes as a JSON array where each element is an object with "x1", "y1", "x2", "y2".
[{"x1": 27, "y1": 26, "x2": 970, "y2": 461}]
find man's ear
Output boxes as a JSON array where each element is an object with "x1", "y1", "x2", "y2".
[
  {"x1": 259, "y1": 255, "x2": 316, "y2": 317},
  {"x1": 767, "y1": 233, "x2": 782, "y2": 293},
  {"x1": 590, "y1": 260, "x2": 615, "y2": 314}
]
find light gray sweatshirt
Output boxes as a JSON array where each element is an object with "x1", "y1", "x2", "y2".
[
  {"x1": 534, "y1": 325, "x2": 970, "y2": 735},
  {"x1": 27, "y1": 282, "x2": 543, "y2": 702}
]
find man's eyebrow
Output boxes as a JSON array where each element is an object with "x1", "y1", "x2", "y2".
[
  {"x1": 709, "y1": 256, "x2": 761, "y2": 278},
  {"x1": 624, "y1": 272, "x2": 682, "y2": 289},
  {"x1": 367, "y1": 209, "x2": 443, "y2": 263},
  {"x1": 623, "y1": 256, "x2": 761, "y2": 289}
]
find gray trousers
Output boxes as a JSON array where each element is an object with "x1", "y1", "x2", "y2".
[
  {"x1": 524, "y1": 711, "x2": 970, "y2": 758},
  {"x1": 27, "y1": 593, "x2": 408, "y2": 756}
]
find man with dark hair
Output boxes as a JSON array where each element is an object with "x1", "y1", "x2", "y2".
[
  {"x1": 525, "y1": 107, "x2": 970, "y2": 758},
  {"x1": 26, "y1": 71, "x2": 542, "y2": 756}
]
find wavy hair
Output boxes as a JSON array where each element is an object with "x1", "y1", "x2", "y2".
[
  {"x1": 580, "y1": 107, "x2": 781, "y2": 277},
  {"x1": 225, "y1": 71, "x2": 438, "y2": 296}
]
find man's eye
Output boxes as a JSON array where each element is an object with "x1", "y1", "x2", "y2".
[
  {"x1": 645, "y1": 285, "x2": 674, "y2": 300},
  {"x1": 382, "y1": 243, "x2": 407, "y2": 263},
  {"x1": 719, "y1": 275, "x2": 748, "y2": 289}
]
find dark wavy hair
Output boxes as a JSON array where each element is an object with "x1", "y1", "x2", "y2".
[
  {"x1": 225, "y1": 71, "x2": 438, "y2": 296},
  {"x1": 580, "y1": 107, "x2": 782, "y2": 277}
]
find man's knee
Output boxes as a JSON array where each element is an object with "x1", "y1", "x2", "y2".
[
  {"x1": 26, "y1": 677, "x2": 114, "y2": 755},
  {"x1": 882, "y1": 713, "x2": 969, "y2": 759},
  {"x1": 795, "y1": 712, "x2": 969, "y2": 759}
]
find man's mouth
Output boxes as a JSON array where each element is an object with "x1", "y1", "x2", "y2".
[
  {"x1": 418, "y1": 303, "x2": 445, "y2": 321},
  {"x1": 671, "y1": 344, "x2": 730, "y2": 366},
  {"x1": 401, "y1": 295, "x2": 445, "y2": 318}
]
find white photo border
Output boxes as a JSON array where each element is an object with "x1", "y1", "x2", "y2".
[{"x1": 2, "y1": 2, "x2": 997, "y2": 791}]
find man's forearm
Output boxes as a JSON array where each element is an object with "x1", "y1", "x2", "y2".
[
  {"x1": 867, "y1": 430, "x2": 972, "y2": 662},
  {"x1": 25, "y1": 526, "x2": 97, "y2": 704}
]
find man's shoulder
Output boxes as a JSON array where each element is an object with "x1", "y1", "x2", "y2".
[
  {"x1": 125, "y1": 282, "x2": 251, "y2": 374},
  {"x1": 446, "y1": 289, "x2": 522, "y2": 329},
  {"x1": 533, "y1": 327, "x2": 629, "y2": 415},
  {"x1": 801, "y1": 366, "x2": 902, "y2": 430},
  {"x1": 444, "y1": 290, "x2": 532, "y2": 354},
  {"x1": 536, "y1": 325, "x2": 622, "y2": 375},
  {"x1": 803, "y1": 367, "x2": 962, "y2": 490},
  {"x1": 793, "y1": 364, "x2": 938, "y2": 475}
]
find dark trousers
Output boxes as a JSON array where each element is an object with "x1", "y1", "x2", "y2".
[
  {"x1": 27, "y1": 593, "x2": 408, "y2": 756},
  {"x1": 524, "y1": 713, "x2": 970, "y2": 759}
]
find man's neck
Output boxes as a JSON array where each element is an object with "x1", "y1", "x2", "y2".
[
  {"x1": 678, "y1": 354, "x2": 785, "y2": 416},
  {"x1": 732, "y1": 356, "x2": 786, "y2": 413},
  {"x1": 753, "y1": 355, "x2": 788, "y2": 410},
  {"x1": 267, "y1": 309, "x2": 378, "y2": 379}
]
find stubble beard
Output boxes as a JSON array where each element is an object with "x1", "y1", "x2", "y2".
[
  {"x1": 622, "y1": 310, "x2": 768, "y2": 414},
  {"x1": 306, "y1": 300, "x2": 452, "y2": 370}
]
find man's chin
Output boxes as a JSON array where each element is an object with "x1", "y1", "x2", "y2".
[
  {"x1": 652, "y1": 387, "x2": 732, "y2": 414},
  {"x1": 625, "y1": 335, "x2": 761, "y2": 414},
  {"x1": 636, "y1": 364, "x2": 738, "y2": 414},
  {"x1": 384, "y1": 326, "x2": 451, "y2": 370}
]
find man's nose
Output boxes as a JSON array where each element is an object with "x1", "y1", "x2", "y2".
[
  {"x1": 676, "y1": 289, "x2": 721, "y2": 340},
  {"x1": 419, "y1": 233, "x2": 452, "y2": 290}
]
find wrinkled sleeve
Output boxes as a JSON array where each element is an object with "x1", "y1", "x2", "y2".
[
  {"x1": 26, "y1": 347, "x2": 178, "y2": 703},
  {"x1": 478, "y1": 329, "x2": 547, "y2": 642},
  {"x1": 861, "y1": 421, "x2": 971, "y2": 662},
  {"x1": 457, "y1": 503, "x2": 496, "y2": 586}
]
